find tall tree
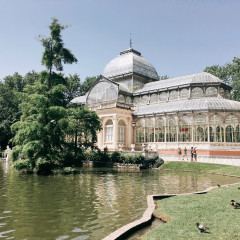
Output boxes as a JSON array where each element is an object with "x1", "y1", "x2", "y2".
[
  {"x1": 11, "y1": 18, "x2": 77, "y2": 174},
  {"x1": 204, "y1": 57, "x2": 240, "y2": 101},
  {"x1": 80, "y1": 76, "x2": 97, "y2": 95},
  {"x1": 65, "y1": 74, "x2": 81, "y2": 104}
]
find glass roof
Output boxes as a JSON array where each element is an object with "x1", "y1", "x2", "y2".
[
  {"x1": 133, "y1": 97, "x2": 240, "y2": 116},
  {"x1": 102, "y1": 48, "x2": 159, "y2": 80},
  {"x1": 134, "y1": 72, "x2": 225, "y2": 93}
]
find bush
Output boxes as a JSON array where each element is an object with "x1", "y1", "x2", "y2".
[
  {"x1": 110, "y1": 151, "x2": 121, "y2": 163},
  {"x1": 153, "y1": 158, "x2": 164, "y2": 168}
]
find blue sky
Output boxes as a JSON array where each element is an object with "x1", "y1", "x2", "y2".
[{"x1": 1, "y1": 0, "x2": 240, "y2": 82}]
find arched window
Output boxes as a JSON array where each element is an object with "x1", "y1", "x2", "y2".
[
  {"x1": 118, "y1": 94, "x2": 125, "y2": 103},
  {"x1": 118, "y1": 120, "x2": 126, "y2": 142},
  {"x1": 196, "y1": 127, "x2": 204, "y2": 142},
  {"x1": 209, "y1": 115, "x2": 223, "y2": 142},
  {"x1": 180, "y1": 89, "x2": 189, "y2": 99},
  {"x1": 87, "y1": 81, "x2": 118, "y2": 105},
  {"x1": 194, "y1": 115, "x2": 207, "y2": 142},
  {"x1": 133, "y1": 97, "x2": 140, "y2": 105},
  {"x1": 220, "y1": 88, "x2": 225, "y2": 97},
  {"x1": 192, "y1": 87, "x2": 204, "y2": 98},
  {"x1": 156, "y1": 118, "x2": 165, "y2": 142},
  {"x1": 225, "y1": 115, "x2": 239, "y2": 142},
  {"x1": 150, "y1": 93, "x2": 158, "y2": 103},
  {"x1": 159, "y1": 92, "x2": 167, "y2": 101},
  {"x1": 135, "y1": 119, "x2": 144, "y2": 143},
  {"x1": 105, "y1": 120, "x2": 113, "y2": 142},
  {"x1": 166, "y1": 118, "x2": 176, "y2": 142},
  {"x1": 206, "y1": 87, "x2": 217, "y2": 97},
  {"x1": 145, "y1": 118, "x2": 154, "y2": 142},
  {"x1": 216, "y1": 126, "x2": 224, "y2": 142},
  {"x1": 178, "y1": 116, "x2": 191, "y2": 142},
  {"x1": 141, "y1": 95, "x2": 149, "y2": 104},
  {"x1": 225, "y1": 90, "x2": 231, "y2": 99},
  {"x1": 226, "y1": 125, "x2": 233, "y2": 142},
  {"x1": 126, "y1": 96, "x2": 132, "y2": 104},
  {"x1": 169, "y1": 90, "x2": 178, "y2": 101},
  {"x1": 236, "y1": 125, "x2": 240, "y2": 142}
]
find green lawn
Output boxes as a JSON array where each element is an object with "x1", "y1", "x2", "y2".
[
  {"x1": 143, "y1": 184, "x2": 240, "y2": 240},
  {"x1": 142, "y1": 162, "x2": 240, "y2": 239},
  {"x1": 160, "y1": 161, "x2": 240, "y2": 177}
]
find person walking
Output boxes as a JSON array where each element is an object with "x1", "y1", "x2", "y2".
[
  {"x1": 193, "y1": 148, "x2": 197, "y2": 162},
  {"x1": 178, "y1": 148, "x2": 182, "y2": 160},
  {"x1": 184, "y1": 147, "x2": 188, "y2": 161},
  {"x1": 190, "y1": 147, "x2": 194, "y2": 162}
]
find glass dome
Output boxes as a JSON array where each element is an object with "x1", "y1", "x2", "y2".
[{"x1": 102, "y1": 48, "x2": 159, "y2": 81}]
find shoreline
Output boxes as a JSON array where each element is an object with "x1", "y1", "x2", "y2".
[{"x1": 102, "y1": 163, "x2": 240, "y2": 240}]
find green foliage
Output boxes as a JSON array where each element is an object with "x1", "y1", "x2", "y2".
[
  {"x1": 83, "y1": 151, "x2": 144, "y2": 165},
  {"x1": 144, "y1": 184, "x2": 240, "y2": 240},
  {"x1": 40, "y1": 18, "x2": 77, "y2": 72},
  {"x1": 79, "y1": 76, "x2": 97, "y2": 95},
  {"x1": 0, "y1": 71, "x2": 39, "y2": 149},
  {"x1": 159, "y1": 75, "x2": 169, "y2": 80},
  {"x1": 153, "y1": 158, "x2": 164, "y2": 168},
  {"x1": 11, "y1": 18, "x2": 79, "y2": 174},
  {"x1": 204, "y1": 57, "x2": 240, "y2": 101}
]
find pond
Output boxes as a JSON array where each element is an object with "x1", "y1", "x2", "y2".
[{"x1": 0, "y1": 163, "x2": 239, "y2": 240}]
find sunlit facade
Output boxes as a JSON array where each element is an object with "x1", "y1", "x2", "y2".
[{"x1": 71, "y1": 48, "x2": 240, "y2": 164}]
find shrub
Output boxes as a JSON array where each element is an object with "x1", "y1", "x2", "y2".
[{"x1": 110, "y1": 151, "x2": 121, "y2": 163}]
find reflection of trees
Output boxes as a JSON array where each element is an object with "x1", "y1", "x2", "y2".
[{"x1": 1, "y1": 167, "x2": 239, "y2": 240}]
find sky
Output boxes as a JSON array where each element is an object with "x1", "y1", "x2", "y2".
[{"x1": 1, "y1": 0, "x2": 240, "y2": 82}]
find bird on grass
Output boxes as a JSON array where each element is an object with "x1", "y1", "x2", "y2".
[
  {"x1": 230, "y1": 200, "x2": 240, "y2": 208},
  {"x1": 196, "y1": 223, "x2": 209, "y2": 233},
  {"x1": 217, "y1": 184, "x2": 221, "y2": 187}
]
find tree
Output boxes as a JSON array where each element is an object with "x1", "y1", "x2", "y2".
[
  {"x1": 79, "y1": 76, "x2": 97, "y2": 95},
  {"x1": 67, "y1": 106, "x2": 102, "y2": 166},
  {"x1": 0, "y1": 72, "x2": 39, "y2": 149},
  {"x1": 204, "y1": 57, "x2": 240, "y2": 101},
  {"x1": 11, "y1": 18, "x2": 78, "y2": 174},
  {"x1": 159, "y1": 75, "x2": 169, "y2": 80},
  {"x1": 65, "y1": 74, "x2": 81, "y2": 104}
]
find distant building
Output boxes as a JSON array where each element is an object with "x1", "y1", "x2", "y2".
[{"x1": 71, "y1": 47, "x2": 240, "y2": 165}]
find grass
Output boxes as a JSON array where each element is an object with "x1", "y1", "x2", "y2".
[
  {"x1": 160, "y1": 161, "x2": 240, "y2": 176},
  {"x1": 143, "y1": 184, "x2": 240, "y2": 240}
]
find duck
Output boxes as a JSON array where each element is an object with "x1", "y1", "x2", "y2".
[
  {"x1": 230, "y1": 200, "x2": 240, "y2": 208},
  {"x1": 196, "y1": 222, "x2": 209, "y2": 232}
]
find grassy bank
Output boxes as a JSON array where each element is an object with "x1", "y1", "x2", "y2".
[
  {"x1": 160, "y1": 161, "x2": 240, "y2": 176},
  {"x1": 143, "y1": 184, "x2": 240, "y2": 240}
]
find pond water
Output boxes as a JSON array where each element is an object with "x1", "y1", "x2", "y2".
[{"x1": 0, "y1": 163, "x2": 239, "y2": 240}]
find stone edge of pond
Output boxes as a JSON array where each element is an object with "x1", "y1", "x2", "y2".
[{"x1": 102, "y1": 181, "x2": 240, "y2": 240}]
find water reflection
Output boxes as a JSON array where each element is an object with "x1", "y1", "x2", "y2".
[{"x1": 0, "y1": 163, "x2": 239, "y2": 240}]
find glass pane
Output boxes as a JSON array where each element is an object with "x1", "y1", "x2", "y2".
[
  {"x1": 192, "y1": 87, "x2": 204, "y2": 98},
  {"x1": 87, "y1": 81, "x2": 118, "y2": 104},
  {"x1": 141, "y1": 95, "x2": 149, "y2": 104},
  {"x1": 126, "y1": 96, "x2": 132, "y2": 104},
  {"x1": 118, "y1": 94, "x2": 125, "y2": 103},
  {"x1": 225, "y1": 115, "x2": 239, "y2": 125},
  {"x1": 180, "y1": 89, "x2": 189, "y2": 99},
  {"x1": 206, "y1": 87, "x2": 217, "y2": 96},
  {"x1": 169, "y1": 90, "x2": 178, "y2": 100},
  {"x1": 150, "y1": 94, "x2": 158, "y2": 103},
  {"x1": 159, "y1": 92, "x2": 167, "y2": 101}
]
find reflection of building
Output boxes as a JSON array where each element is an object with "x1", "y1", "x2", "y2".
[{"x1": 71, "y1": 47, "x2": 240, "y2": 164}]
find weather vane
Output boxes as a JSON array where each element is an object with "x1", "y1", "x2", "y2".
[{"x1": 130, "y1": 33, "x2": 132, "y2": 48}]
